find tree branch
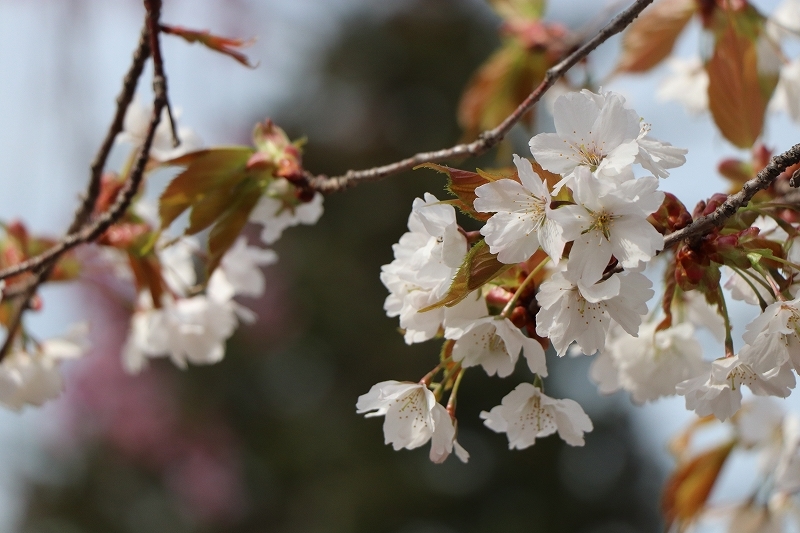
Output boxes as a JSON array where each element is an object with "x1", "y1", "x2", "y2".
[
  {"x1": 307, "y1": 0, "x2": 655, "y2": 194},
  {"x1": 144, "y1": 0, "x2": 179, "y2": 147},
  {"x1": 0, "y1": 14, "x2": 168, "y2": 360},
  {"x1": 68, "y1": 27, "x2": 151, "y2": 235},
  {"x1": 663, "y1": 143, "x2": 800, "y2": 249}
]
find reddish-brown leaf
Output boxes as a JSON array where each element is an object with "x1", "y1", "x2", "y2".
[
  {"x1": 159, "y1": 147, "x2": 254, "y2": 229},
  {"x1": 416, "y1": 163, "x2": 513, "y2": 221},
  {"x1": 707, "y1": 9, "x2": 777, "y2": 148},
  {"x1": 616, "y1": 0, "x2": 697, "y2": 73},
  {"x1": 161, "y1": 24, "x2": 257, "y2": 68},
  {"x1": 457, "y1": 43, "x2": 546, "y2": 139},
  {"x1": 420, "y1": 240, "x2": 511, "y2": 311},
  {"x1": 662, "y1": 441, "x2": 735, "y2": 530}
]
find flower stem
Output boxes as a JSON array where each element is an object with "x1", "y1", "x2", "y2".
[
  {"x1": 716, "y1": 287, "x2": 735, "y2": 358},
  {"x1": 501, "y1": 257, "x2": 550, "y2": 318},
  {"x1": 446, "y1": 367, "x2": 466, "y2": 417}
]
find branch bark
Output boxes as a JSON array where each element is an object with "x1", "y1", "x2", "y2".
[
  {"x1": 307, "y1": 0, "x2": 655, "y2": 194},
  {"x1": 0, "y1": 13, "x2": 167, "y2": 360},
  {"x1": 663, "y1": 143, "x2": 800, "y2": 249}
]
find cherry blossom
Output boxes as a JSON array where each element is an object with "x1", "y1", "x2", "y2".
[
  {"x1": 356, "y1": 381, "x2": 468, "y2": 463},
  {"x1": 480, "y1": 383, "x2": 593, "y2": 448},
  {"x1": 473, "y1": 154, "x2": 567, "y2": 264},
  {"x1": 0, "y1": 324, "x2": 89, "y2": 410},
  {"x1": 677, "y1": 356, "x2": 795, "y2": 421},
  {"x1": 557, "y1": 167, "x2": 664, "y2": 283},
  {"x1": 535, "y1": 269, "x2": 653, "y2": 356},
  {"x1": 380, "y1": 193, "x2": 468, "y2": 344},
  {"x1": 656, "y1": 57, "x2": 709, "y2": 115},
  {"x1": 590, "y1": 322, "x2": 706, "y2": 403},
  {"x1": 122, "y1": 275, "x2": 253, "y2": 374},
  {"x1": 249, "y1": 178, "x2": 324, "y2": 245},
  {"x1": 739, "y1": 296, "x2": 800, "y2": 375},
  {"x1": 634, "y1": 123, "x2": 687, "y2": 179},
  {"x1": 211, "y1": 236, "x2": 278, "y2": 298},
  {"x1": 159, "y1": 237, "x2": 199, "y2": 296},
  {"x1": 446, "y1": 314, "x2": 547, "y2": 378},
  {"x1": 528, "y1": 90, "x2": 640, "y2": 183},
  {"x1": 117, "y1": 95, "x2": 202, "y2": 161}
]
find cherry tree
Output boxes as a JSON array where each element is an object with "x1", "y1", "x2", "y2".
[{"x1": 5, "y1": 0, "x2": 800, "y2": 530}]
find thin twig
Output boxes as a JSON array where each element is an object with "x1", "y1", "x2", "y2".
[
  {"x1": 307, "y1": 0, "x2": 655, "y2": 193},
  {"x1": 144, "y1": 0, "x2": 179, "y2": 147},
  {"x1": 69, "y1": 27, "x2": 151, "y2": 234},
  {"x1": 663, "y1": 143, "x2": 800, "y2": 250},
  {"x1": 0, "y1": 15, "x2": 167, "y2": 360}
]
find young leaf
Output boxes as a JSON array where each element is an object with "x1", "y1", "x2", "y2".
[
  {"x1": 206, "y1": 179, "x2": 264, "y2": 275},
  {"x1": 707, "y1": 8, "x2": 778, "y2": 148},
  {"x1": 420, "y1": 240, "x2": 511, "y2": 311},
  {"x1": 416, "y1": 163, "x2": 512, "y2": 220},
  {"x1": 662, "y1": 441, "x2": 735, "y2": 531},
  {"x1": 159, "y1": 147, "x2": 254, "y2": 229},
  {"x1": 457, "y1": 42, "x2": 546, "y2": 139},
  {"x1": 488, "y1": 0, "x2": 546, "y2": 21},
  {"x1": 160, "y1": 24, "x2": 257, "y2": 68},
  {"x1": 616, "y1": 0, "x2": 697, "y2": 73}
]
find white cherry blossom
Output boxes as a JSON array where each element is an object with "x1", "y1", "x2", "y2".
[
  {"x1": 528, "y1": 90, "x2": 640, "y2": 184},
  {"x1": 122, "y1": 275, "x2": 252, "y2": 374},
  {"x1": 480, "y1": 383, "x2": 593, "y2": 448},
  {"x1": 249, "y1": 178, "x2": 324, "y2": 245},
  {"x1": 739, "y1": 296, "x2": 800, "y2": 375},
  {"x1": 158, "y1": 237, "x2": 199, "y2": 297},
  {"x1": 656, "y1": 57, "x2": 709, "y2": 115},
  {"x1": 677, "y1": 356, "x2": 795, "y2": 421},
  {"x1": 772, "y1": 58, "x2": 800, "y2": 124},
  {"x1": 117, "y1": 95, "x2": 202, "y2": 161},
  {"x1": 591, "y1": 322, "x2": 706, "y2": 403},
  {"x1": 557, "y1": 167, "x2": 664, "y2": 283},
  {"x1": 0, "y1": 324, "x2": 89, "y2": 411},
  {"x1": 212, "y1": 236, "x2": 278, "y2": 298},
  {"x1": 380, "y1": 193, "x2": 469, "y2": 344},
  {"x1": 356, "y1": 381, "x2": 468, "y2": 463},
  {"x1": 473, "y1": 154, "x2": 567, "y2": 264},
  {"x1": 536, "y1": 269, "x2": 653, "y2": 356},
  {"x1": 446, "y1": 315, "x2": 547, "y2": 378},
  {"x1": 635, "y1": 123, "x2": 687, "y2": 179}
]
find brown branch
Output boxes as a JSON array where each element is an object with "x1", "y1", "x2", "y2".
[
  {"x1": 69, "y1": 27, "x2": 151, "y2": 235},
  {"x1": 307, "y1": 0, "x2": 655, "y2": 194},
  {"x1": 663, "y1": 143, "x2": 800, "y2": 249},
  {"x1": 144, "y1": 0, "x2": 179, "y2": 146},
  {"x1": 0, "y1": 13, "x2": 168, "y2": 360}
]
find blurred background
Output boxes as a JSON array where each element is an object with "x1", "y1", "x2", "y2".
[{"x1": 0, "y1": 0, "x2": 797, "y2": 532}]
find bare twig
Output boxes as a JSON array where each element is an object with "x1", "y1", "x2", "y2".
[
  {"x1": 144, "y1": 0, "x2": 179, "y2": 147},
  {"x1": 69, "y1": 27, "x2": 151, "y2": 235},
  {"x1": 307, "y1": 0, "x2": 655, "y2": 193},
  {"x1": 663, "y1": 143, "x2": 800, "y2": 249},
  {"x1": 0, "y1": 11, "x2": 168, "y2": 360}
]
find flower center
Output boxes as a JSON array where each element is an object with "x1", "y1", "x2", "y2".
[
  {"x1": 575, "y1": 143, "x2": 605, "y2": 171},
  {"x1": 583, "y1": 208, "x2": 615, "y2": 240}
]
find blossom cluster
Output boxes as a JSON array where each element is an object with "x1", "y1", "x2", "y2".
[
  {"x1": 359, "y1": 89, "x2": 691, "y2": 461},
  {"x1": 0, "y1": 98, "x2": 325, "y2": 410}
]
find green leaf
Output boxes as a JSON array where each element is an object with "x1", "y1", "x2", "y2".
[
  {"x1": 206, "y1": 179, "x2": 264, "y2": 275},
  {"x1": 159, "y1": 147, "x2": 255, "y2": 229},
  {"x1": 488, "y1": 0, "x2": 547, "y2": 20},
  {"x1": 421, "y1": 240, "x2": 511, "y2": 311}
]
